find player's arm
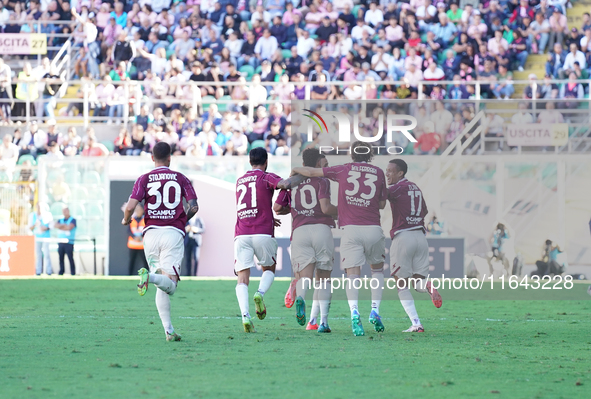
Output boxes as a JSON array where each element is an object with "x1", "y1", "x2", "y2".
[
  {"x1": 319, "y1": 198, "x2": 338, "y2": 217},
  {"x1": 186, "y1": 199, "x2": 199, "y2": 221},
  {"x1": 122, "y1": 198, "x2": 140, "y2": 225},
  {"x1": 379, "y1": 200, "x2": 387, "y2": 209},
  {"x1": 291, "y1": 166, "x2": 324, "y2": 178},
  {"x1": 276, "y1": 173, "x2": 307, "y2": 190},
  {"x1": 273, "y1": 202, "x2": 290, "y2": 215}
]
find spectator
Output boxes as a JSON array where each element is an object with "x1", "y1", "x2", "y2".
[
  {"x1": 41, "y1": 64, "x2": 62, "y2": 120},
  {"x1": 560, "y1": 43, "x2": 586, "y2": 78},
  {"x1": 538, "y1": 101, "x2": 564, "y2": 124},
  {"x1": 0, "y1": 134, "x2": 19, "y2": 173},
  {"x1": 82, "y1": 137, "x2": 109, "y2": 156},
  {"x1": 55, "y1": 206, "x2": 76, "y2": 276},
  {"x1": 21, "y1": 121, "x2": 48, "y2": 158},
  {"x1": 546, "y1": 42, "x2": 567, "y2": 77},
  {"x1": 548, "y1": 7, "x2": 568, "y2": 50},
  {"x1": 559, "y1": 72, "x2": 584, "y2": 109},
  {"x1": 414, "y1": 121, "x2": 441, "y2": 155},
  {"x1": 511, "y1": 102, "x2": 534, "y2": 124},
  {"x1": 29, "y1": 202, "x2": 53, "y2": 276},
  {"x1": 0, "y1": 58, "x2": 12, "y2": 122},
  {"x1": 529, "y1": 12, "x2": 550, "y2": 54}
]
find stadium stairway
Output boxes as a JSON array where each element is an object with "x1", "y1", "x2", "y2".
[
  {"x1": 511, "y1": 2, "x2": 589, "y2": 97},
  {"x1": 56, "y1": 83, "x2": 83, "y2": 125},
  {"x1": 567, "y1": 1, "x2": 589, "y2": 30}
]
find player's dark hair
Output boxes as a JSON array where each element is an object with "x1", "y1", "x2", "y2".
[
  {"x1": 153, "y1": 142, "x2": 171, "y2": 161},
  {"x1": 302, "y1": 148, "x2": 325, "y2": 167},
  {"x1": 351, "y1": 141, "x2": 374, "y2": 162},
  {"x1": 249, "y1": 147, "x2": 268, "y2": 166},
  {"x1": 389, "y1": 159, "x2": 408, "y2": 176}
]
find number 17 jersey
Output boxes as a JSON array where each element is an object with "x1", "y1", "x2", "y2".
[
  {"x1": 323, "y1": 162, "x2": 387, "y2": 227},
  {"x1": 130, "y1": 166, "x2": 198, "y2": 236}
]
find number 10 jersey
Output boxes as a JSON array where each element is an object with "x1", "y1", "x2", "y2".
[{"x1": 130, "y1": 166, "x2": 198, "y2": 236}]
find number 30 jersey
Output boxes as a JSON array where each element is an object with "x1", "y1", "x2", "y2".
[
  {"x1": 387, "y1": 178, "x2": 428, "y2": 238},
  {"x1": 130, "y1": 166, "x2": 198, "y2": 236},
  {"x1": 235, "y1": 169, "x2": 282, "y2": 237},
  {"x1": 323, "y1": 162, "x2": 387, "y2": 227}
]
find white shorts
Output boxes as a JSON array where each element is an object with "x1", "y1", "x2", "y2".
[
  {"x1": 234, "y1": 235, "x2": 278, "y2": 273},
  {"x1": 390, "y1": 229, "x2": 430, "y2": 278},
  {"x1": 340, "y1": 225, "x2": 385, "y2": 269},
  {"x1": 291, "y1": 224, "x2": 334, "y2": 272},
  {"x1": 143, "y1": 228, "x2": 184, "y2": 276}
]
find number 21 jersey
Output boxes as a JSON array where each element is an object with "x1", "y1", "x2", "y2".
[
  {"x1": 323, "y1": 162, "x2": 387, "y2": 227},
  {"x1": 235, "y1": 169, "x2": 282, "y2": 237},
  {"x1": 130, "y1": 166, "x2": 198, "y2": 236}
]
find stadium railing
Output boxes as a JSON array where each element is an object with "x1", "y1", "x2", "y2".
[{"x1": 4, "y1": 78, "x2": 591, "y2": 154}]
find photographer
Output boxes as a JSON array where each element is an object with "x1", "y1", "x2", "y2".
[{"x1": 532, "y1": 239, "x2": 568, "y2": 277}]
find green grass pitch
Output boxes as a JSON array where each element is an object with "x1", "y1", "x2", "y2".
[{"x1": 1, "y1": 279, "x2": 590, "y2": 398}]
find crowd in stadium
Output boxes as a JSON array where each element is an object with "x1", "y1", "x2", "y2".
[{"x1": 0, "y1": 0, "x2": 588, "y2": 162}]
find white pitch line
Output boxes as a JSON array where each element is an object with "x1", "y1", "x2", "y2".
[{"x1": 0, "y1": 315, "x2": 589, "y2": 323}]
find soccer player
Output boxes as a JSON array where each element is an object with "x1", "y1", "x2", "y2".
[
  {"x1": 273, "y1": 149, "x2": 337, "y2": 333},
  {"x1": 234, "y1": 147, "x2": 306, "y2": 333},
  {"x1": 292, "y1": 141, "x2": 388, "y2": 336},
  {"x1": 385, "y1": 159, "x2": 442, "y2": 333},
  {"x1": 122, "y1": 142, "x2": 199, "y2": 342}
]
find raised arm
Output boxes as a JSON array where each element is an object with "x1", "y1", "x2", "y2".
[
  {"x1": 185, "y1": 198, "x2": 199, "y2": 221},
  {"x1": 276, "y1": 173, "x2": 307, "y2": 190},
  {"x1": 291, "y1": 166, "x2": 325, "y2": 178}
]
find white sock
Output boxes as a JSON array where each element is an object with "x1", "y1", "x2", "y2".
[
  {"x1": 414, "y1": 278, "x2": 428, "y2": 293},
  {"x1": 150, "y1": 273, "x2": 176, "y2": 295},
  {"x1": 257, "y1": 270, "x2": 275, "y2": 295},
  {"x1": 296, "y1": 276, "x2": 311, "y2": 299},
  {"x1": 346, "y1": 274, "x2": 360, "y2": 314},
  {"x1": 398, "y1": 287, "x2": 421, "y2": 326},
  {"x1": 371, "y1": 270, "x2": 384, "y2": 314},
  {"x1": 318, "y1": 282, "x2": 332, "y2": 326},
  {"x1": 309, "y1": 288, "x2": 320, "y2": 324},
  {"x1": 235, "y1": 283, "x2": 250, "y2": 317},
  {"x1": 155, "y1": 288, "x2": 173, "y2": 335}
]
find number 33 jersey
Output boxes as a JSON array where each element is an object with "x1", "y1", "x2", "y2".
[
  {"x1": 387, "y1": 178, "x2": 428, "y2": 239},
  {"x1": 235, "y1": 169, "x2": 282, "y2": 237},
  {"x1": 323, "y1": 162, "x2": 387, "y2": 227},
  {"x1": 130, "y1": 166, "x2": 198, "y2": 236}
]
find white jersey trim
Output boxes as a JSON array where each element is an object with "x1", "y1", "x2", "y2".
[
  {"x1": 234, "y1": 234, "x2": 272, "y2": 240},
  {"x1": 144, "y1": 225, "x2": 186, "y2": 237},
  {"x1": 393, "y1": 226, "x2": 425, "y2": 236}
]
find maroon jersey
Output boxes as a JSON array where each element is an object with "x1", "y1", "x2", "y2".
[
  {"x1": 276, "y1": 177, "x2": 335, "y2": 231},
  {"x1": 130, "y1": 166, "x2": 197, "y2": 236},
  {"x1": 323, "y1": 162, "x2": 387, "y2": 227},
  {"x1": 387, "y1": 178, "x2": 428, "y2": 238},
  {"x1": 235, "y1": 169, "x2": 282, "y2": 237}
]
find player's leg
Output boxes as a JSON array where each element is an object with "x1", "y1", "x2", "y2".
[
  {"x1": 294, "y1": 263, "x2": 314, "y2": 326},
  {"x1": 391, "y1": 233, "x2": 424, "y2": 332},
  {"x1": 234, "y1": 236, "x2": 255, "y2": 332},
  {"x1": 316, "y1": 269, "x2": 332, "y2": 333},
  {"x1": 252, "y1": 236, "x2": 278, "y2": 320},
  {"x1": 366, "y1": 226, "x2": 386, "y2": 332},
  {"x1": 141, "y1": 230, "x2": 182, "y2": 341},
  {"x1": 287, "y1": 225, "x2": 314, "y2": 309},
  {"x1": 341, "y1": 227, "x2": 364, "y2": 335},
  {"x1": 307, "y1": 288, "x2": 320, "y2": 330},
  {"x1": 410, "y1": 232, "x2": 442, "y2": 309}
]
